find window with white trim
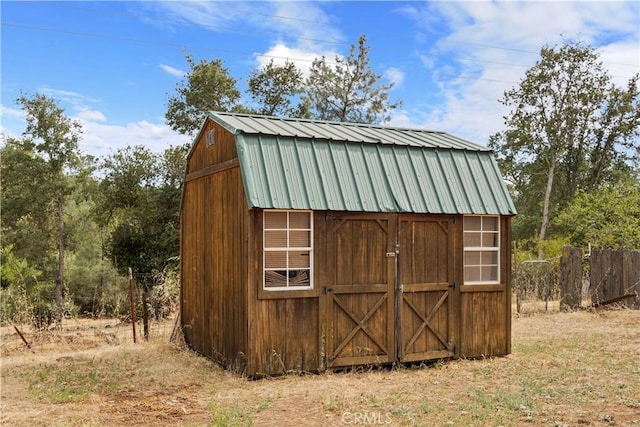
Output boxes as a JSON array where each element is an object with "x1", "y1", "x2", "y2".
[
  {"x1": 463, "y1": 216, "x2": 500, "y2": 284},
  {"x1": 263, "y1": 210, "x2": 313, "y2": 290}
]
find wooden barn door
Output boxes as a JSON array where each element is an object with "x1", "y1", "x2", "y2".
[
  {"x1": 324, "y1": 213, "x2": 396, "y2": 368},
  {"x1": 397, "y1": 215, "x2": 457, "y2": 362}
]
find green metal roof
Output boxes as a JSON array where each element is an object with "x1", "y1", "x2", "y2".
[{"x1": 208, "y1": 112, "x2": 516, "y2": 215}]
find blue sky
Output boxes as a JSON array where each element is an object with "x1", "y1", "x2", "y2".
[{"x1": 2, "y1": 1, "x2": 639, "y2": 159}]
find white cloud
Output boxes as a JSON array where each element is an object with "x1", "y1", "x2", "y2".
[
  {"x1": 384, "y1": 68, "x2": 405, "y2": 88},
  {"x1": 156, "y1": 1, "x2": 346, "y2": 78},
  {"x1": 147, "y1": 1, "x2": 237, "y2": 28},
  {"x1": 399, "y1": 1, "x2": 639, "y2": 145},
  {"x1": 0, "y1": 105, "x2": 26, "y2": 141},
  {"x1": 76, "y1": 109, "x2": 107, "y2": 123},
  {"x1": 256, "y1": 43, "x2": 338, "y2": 76},
  {"x1": 1, "y1": 101, "x2": 189, "y2": 159},
  {"x1": 79, "y1": 119, "x2": 191, "y2": 159},
  {"x1": 267, "y1": 2, "x2": 344, "y2": 50},
  {"x1": 0, "y1": 104, "x2": 25, "y2": 120},
  {"x1": 387, "y1": 110, "x2": 415, "y2": 129},
  {"x1": 155, "y1": 1, "x2": 343, "y2": 48},
  {"x1": 599, "y1": 40, "x2": 640, "y2": 84},
  {"x1": 40, "y1": 87, "x2": 101, "y2": 106},
  {"x1": 36, "y1": 86, "x2": 113, "y2": 126},
  {"x1": 160, "y1": 64, "x2": 184, "y2": 77}
]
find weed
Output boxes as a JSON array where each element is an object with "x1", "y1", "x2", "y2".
[
  {"x1": 394, "y1": 362, "x2": 407, "y2": 371},
  {"x1": 619, "y1": 396, "x2": 640, "y2": 409},
  {"x1": 28, "y1": 359, "x2": 114, "y2": 403},
  {"x1": 254, "y1": 397, "x2": 273, "y2": 412},
  {"x1": 432, "y1": 359, "x2": 446, "y2": 369},
  {"x1": 209, "y1": 402, "x2": 252, "y2": 427},
  {"x1": 322, "y1": 395, "x2": 345, "y2": 412},
  {"x1": 389, "y1": 405, "x2": 412, "y2": 417}
]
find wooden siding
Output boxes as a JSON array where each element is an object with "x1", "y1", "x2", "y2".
[
  {"x1": 243, "y1": 212, "x2": 512, "y2": 375},
  {"x1": 181, "y1": 126, "x2": 249, "y2": 373},
  {"x1": 322, "y1": 213, "x2": 396, "y2": 368},
  {"x1": 459, "y1": 216, "x2": 512, "y2": 358},
  {"x1": 186, "y1": 120, "x2": 238, "y2": 175},
  {"x1": 247, "y1": 210, "x2": 320, "y2": 376},
  {"x1": 398, "y1": 215, "x2": 459, "y2": 362}
]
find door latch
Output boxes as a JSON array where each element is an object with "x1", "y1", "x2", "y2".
[{"x1": 322, "y1": 285, "x2": 334, "y2": 294}]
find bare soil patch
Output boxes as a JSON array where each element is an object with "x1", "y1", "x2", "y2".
[{"x1": 2, "y1": 308, "x2": 639, "y2": 426}]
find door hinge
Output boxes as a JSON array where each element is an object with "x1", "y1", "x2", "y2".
[
  {"x1": 322, "y1": 285, "x2": 334, "y2": 294},
  {"x1": 448, "y1": 281, "x2": 457, "y2": 289}
]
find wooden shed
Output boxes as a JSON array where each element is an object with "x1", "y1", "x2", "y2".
[{"x1": 180, "y1": 112, "x2": 517, "y2": 376}]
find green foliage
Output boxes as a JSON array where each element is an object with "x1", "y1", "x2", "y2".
[
  {"x1": 554, "y1": 178, "x2": 640, "y2": 250},
  {"x1": 4, "y1": 93, "x2": 86, "y2": 317},
  {"x1": 0, "y1": 137, "x2": 51, "y2": 226},
  {"x1": 97, "y1": 145, "x2": 186, "y2": 283},
  {"x1": 166, "y1": 51, "x2": 242, "y2": 136},
  {"x1": 490, "y1": 41, "x2": 640, "y2": 249},
  {"x1": 2, "y1": 97, "x2": 135, "y2": 320},
  {"x1": 64, "y1": 194, "x2": 127, "y2": 316},
  {"x1": 247, "y1": 59, "x2": 310, "y2": 118},
  {"x1": 0, "y1": 138, "x2": 56, "y2": 275},
  {"x1": 96, "y1": 145, "x2": 159, "y2": 223},
  {"x1": 165, "y1": 35, "x2": 401, "y2": 128},
  {"x1": 0, "y1": 245, "x2": 42, "y2": 324},
  {"x1": 303, "y1": 34, "x2": 401, "y2": 124},
  {"x1": 17, "y1": 92, "x2": 83, "y2": 174}
]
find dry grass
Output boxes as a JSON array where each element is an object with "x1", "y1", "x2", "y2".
[{"x1": 1, "y1": 307, "x2": 639, "y2": 426}]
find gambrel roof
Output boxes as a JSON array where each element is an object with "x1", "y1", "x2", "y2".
[{"x1": 206, "y1": 111, "x2": 517, "y2": 215}]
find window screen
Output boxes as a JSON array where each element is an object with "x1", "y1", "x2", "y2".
[
  {"x1": 263, "y1": 211, "x2": 313, "y2": 290},
  {"x1": 463, "y1": 216, "x2": 500, "y2": 284}
]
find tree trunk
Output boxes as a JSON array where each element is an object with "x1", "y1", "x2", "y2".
[
  {"x1": 55, "y1": 188, "x2": 64, "y2": 320},
  {"x1": 538, "y1": 154, "x2": 556, "y2": 258}
]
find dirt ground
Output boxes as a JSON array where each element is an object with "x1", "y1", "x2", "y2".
[{"x1": 1, "y1": 306, "x2": 639, "y2": 426}]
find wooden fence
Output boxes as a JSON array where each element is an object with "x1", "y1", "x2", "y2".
[{"x1": 560, "y1": 247, "x2": 640, "y2": 310}]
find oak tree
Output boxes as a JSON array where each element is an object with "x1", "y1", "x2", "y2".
[
  {"x1": 489, "y1": 42, "x2": 640, "y2": 253},
  {"x1": 166, "y1": 52, "x2": 241, "y2": 136},
  {"x1": 247, "y1": 59, "x2": 310, "y2": 118},
  {"x1": 14, "y1": 93, "x2": 84, "y2": 318}
]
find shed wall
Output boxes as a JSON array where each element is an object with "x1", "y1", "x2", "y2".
[
  {"x1": 243, "y1": 212, "x2": 513, "y2": 375},
  {"x1": 181, "y1": 125, "x2": 249, "y2": 372},
  {"x1": 459, "y1": 216, "x2": 512, "y2": 358},
  {"x1": 187, "y1": 120, "x2": 238, "y2": 173},
  {"x1": 246, "y1": 210, "x2": 321, "y2": 376}
]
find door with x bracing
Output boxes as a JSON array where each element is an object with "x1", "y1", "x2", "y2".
[
  {"x1": 397, "y1": 215, "x2": 456, "y2": 362},
  {"x1": 323, "y1": 213, "x2": 456, "y2": 368},
  {"x1": 323, "y1": 213, "x2": 396, "y2": 368}
]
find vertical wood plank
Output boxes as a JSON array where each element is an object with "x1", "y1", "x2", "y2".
[
  {"x1": 629, "y1": 251, "x2": 640, "y2": 309},
  {"x1": 503, "y1": 217, "x2": 512, "y2": 355},
  {"x1": 560, "y1": 246, "x2": 583, "y2": 309},
  {"x1": 316, "y1": 213, "x2": 327, "y2": 371},
  {"x1": 180, "y1": 122, "x2": 251, "y2": 372}
]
